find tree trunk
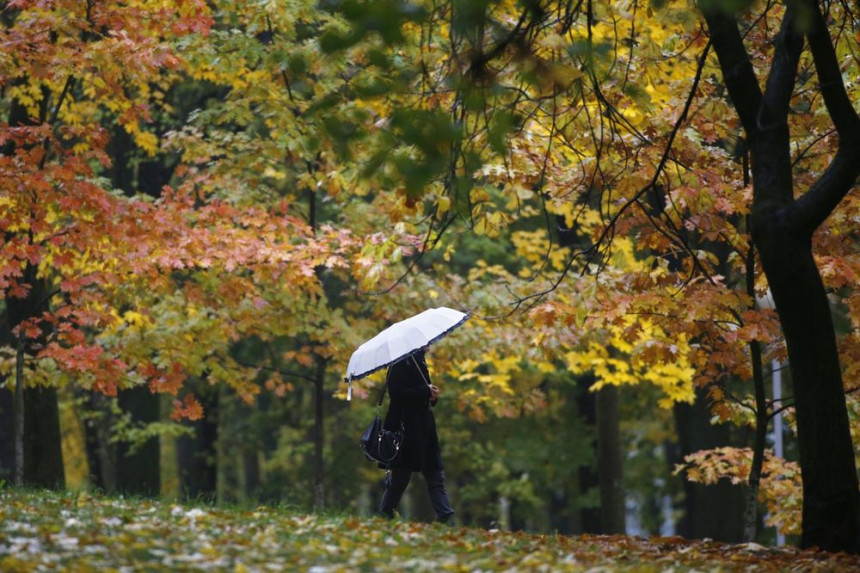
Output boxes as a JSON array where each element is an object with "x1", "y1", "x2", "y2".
[
  {"x1": 743, "y1": 247, "x2": 769, "y2": 543},
  {"x1": 7, "y1": 277, "x2": 65, "y2": 489},
  {"x1": 116, "y1": 385, "x2": 161, "y2": 496},
  {"x1": 14, "y1": 336, "x2": 24, "y2": 486},
  {"x1": 596, "y1": 384, "x2": 625, "y2": 534},
  {"x1": 756, "y1": 235, "x2": 860, "y2": 551},
  {"x1": 0, "y1": 387, "x2": 14, "y2": 483},
  {"x1": 576, "y1": 374, "x2": 601, "y2": 533},
  {"x1": 702, "y1": 0, "x2": 860, "y2": 552},
  {"x1": 673, "y1": 389, "x2": 744, "y2": 543},
  {"x1": 79, "y1": 391, "x2": 115, "y2": 492},
  {"x1": 742, "y1": 337, "x2": 768, "y2": 543},
  {"x1": 177, "y1": 385, "x2": 219, "y2": 501},
  {"x1": 23, "y1": 385, "x2": 65, "y2": 488},
  {"x1": 242, "y1": 447, "x2": 261, "y2": 501},
  {"x1": 313, "y1": 357, "x2": 326, "y2": 510}
]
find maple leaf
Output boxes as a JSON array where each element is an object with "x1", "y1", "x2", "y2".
[{"x1": 171, "y1": 394, "x2": 204, "y2": 422}]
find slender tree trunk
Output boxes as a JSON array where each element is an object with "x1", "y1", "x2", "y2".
[
  {"x1": 596, "y1": 384, "x2": 625, "y2": 534},
  {"x1": 313, "y1": 357, "x2": 326, "y2": 510},
  {"x1": 0, "y1": 386, "x2": 13, "y2": 483},
  {"x1": 743, "y1": 243, "x2": 769, "y2": 543},
  {"x1": 742, "y1": 337, "x2": 768, "y2": 542},
  {"x1": 14, "y1": 335, "x2": 24, "y2": 486}
]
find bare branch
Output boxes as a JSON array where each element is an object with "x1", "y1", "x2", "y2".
[{"x1": 495, "y1": 38, "x2": 713, "y2": 312}]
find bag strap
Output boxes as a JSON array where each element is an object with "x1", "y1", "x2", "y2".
[{"x1": 377, "y1": 353, "x2": 430, "y2": 408}]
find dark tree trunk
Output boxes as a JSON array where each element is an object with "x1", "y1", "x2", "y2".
[
  {"x1": 14, "y1": 336, "x2": 24, "y2": 486},
  {"x1": 702, "y1": 0, "x2": 860, "y2": 552},
  {"x1": 576, "y1": 375, "x2": 601, "y2": 533},
  {"x1": 80, "y1": 391, "x2": 113, "y2": 492},
  {"x1": 596, "y1": 384, "x2": 625, "y2": 534},
  {"x1": 673, "y1": 390, "x2": 744, "y2": 543},
  {"x1": 178, "y1": 387, "x2": 219, "y2": 501},
  {"x1": 756, "y1": 237, "x2": 859, "y2": 551},
  {"x1": 0, "y1": 388, "x2": 15, "y2": 483},
  {"x1": 743, "y1": 246, "x2": 770, "y2": 543},
  {"x1": 313, "y1": 357, "x2": 326, "y2": 510},
  {"x1": 7, "y1": 275, "x2": 65, "y2": 489},
  {"x1": 23, "y1": 386, "x2": 65, "y2": 488},
  {"x1": 116, "y1": 386, "x2": 161, "y2": 496},
  {"x1": 242, "y1": 446, "x2": 261, "y2": 500}
]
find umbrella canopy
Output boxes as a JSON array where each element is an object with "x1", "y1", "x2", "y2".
[{"x1": 345, "y1": 307, "x2": 469, "y2": 398}]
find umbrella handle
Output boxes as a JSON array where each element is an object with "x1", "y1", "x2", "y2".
[
  {"x1": 411, "y1": 354, "x2": 431, "y2": 387},
  {"x1": 410, "y1": 354, "x2": 438, "y2": 406}
]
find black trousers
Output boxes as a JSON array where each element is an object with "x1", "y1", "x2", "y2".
[{"x1": 378, "y1": 468, "x2": 455, "y2": 523}]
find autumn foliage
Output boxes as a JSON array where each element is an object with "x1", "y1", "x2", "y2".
[{"x1": 2, "y1": 0, "x2": 859, "y2": 556}]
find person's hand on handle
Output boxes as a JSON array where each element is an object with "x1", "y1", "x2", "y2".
[{"x1": 430, "y1": 384, "x2": 440, "y2": 406}]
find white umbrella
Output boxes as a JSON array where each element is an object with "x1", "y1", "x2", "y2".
[{"x1": 345, "y1": 306, "x2": 469, "y2": 400}]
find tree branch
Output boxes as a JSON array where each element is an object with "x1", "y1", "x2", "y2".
[
  {"x1": 497, "y1": 39, "x2": 713, "y2": 311},
  {"x1": 801, "y1": 0, "x2": 860, "y2": 142},
  {"x1": 784, "y1": 0, "x2": 860, "y2": 236},
  {"x1": 757, "y1": 2, "x2": 802, "y2": 133},
  {"x1": 699, "y1": 3, "x2": 762, "y2": 137}
]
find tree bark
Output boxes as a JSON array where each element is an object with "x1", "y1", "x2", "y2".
[{"x1": 596, "y1": 384, "x2": 625, "y2": 534}]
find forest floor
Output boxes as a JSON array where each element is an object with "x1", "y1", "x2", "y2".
[{"x1": 0, "y1": 488, "x2": 858, "y2": 571}]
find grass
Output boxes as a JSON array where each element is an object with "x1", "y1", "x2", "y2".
[{"x1": 1, "y1": 488, "x2": 857, "y2": 571}]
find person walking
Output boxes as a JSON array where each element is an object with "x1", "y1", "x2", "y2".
[{"x1": 378, "y1": 349, "x2": 455, "y2": 524}]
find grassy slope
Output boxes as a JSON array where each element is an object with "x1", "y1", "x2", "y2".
[{"x1": 0, "y1": 489, "x2": 857, "y2": 571}]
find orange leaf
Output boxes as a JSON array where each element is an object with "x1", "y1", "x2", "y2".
[{"x1": 171, "y1": 394, "x2": 204, "y2": 421}]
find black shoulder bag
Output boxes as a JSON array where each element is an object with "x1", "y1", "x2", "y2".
[{"x1": 359, "y1": 369, "x2": 404, "y2": 467}]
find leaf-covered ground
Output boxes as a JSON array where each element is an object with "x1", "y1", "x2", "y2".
[{"x1": 1, "y1": 489, "x2": 858, "y2": 572}]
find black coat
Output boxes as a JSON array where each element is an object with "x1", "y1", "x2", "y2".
[{"x1": 382, "y1": 352, "x2": 443, "y2": 472}]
